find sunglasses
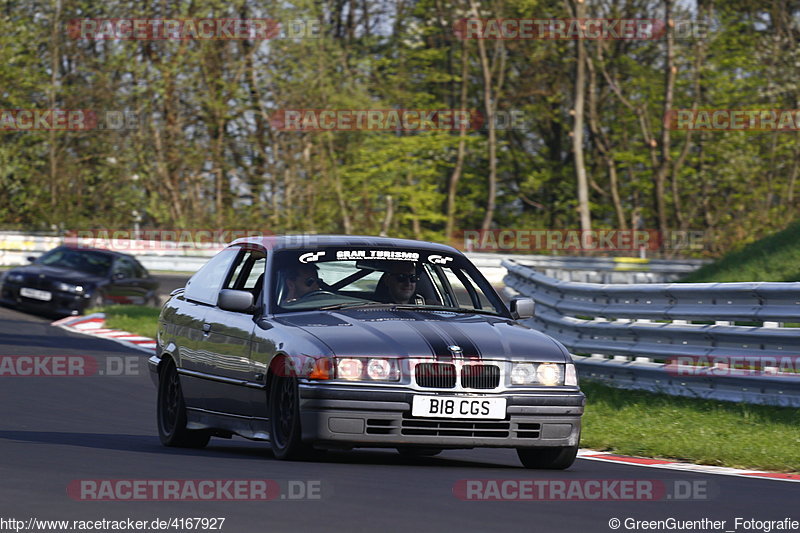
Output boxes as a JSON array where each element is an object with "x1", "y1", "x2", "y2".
[
  {"x1": 391, "y1": 273, "x2": 419, "y2": 283},
  {"x1": 303, "y1": 277, "x2": 322, "y2": 287}
]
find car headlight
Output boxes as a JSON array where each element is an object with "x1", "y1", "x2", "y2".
[
  {"x1": 367, "y1": 359, "x2": 394, "y2": 380},
  {"x1": 337, "y1": 358, "x2": 363, "y2": 380},
  {"x1": 335, "y1": 357, "x2": 400, "y2": 382},
  {"x1": 537, "y1": 363, "x2": 562, "y2": 386},
  {"x1": 54, "y1": 282, "x2": 85, "y2": 294},
  {"x1": 7, "y1": 273, "x2": 24, "y2": 283},
  {"x1": 510, "y1": 362, "x2": 564, "y2": 386},
  {"x1": 510, "y1": 363, "x2": 536, "y2": 384}
]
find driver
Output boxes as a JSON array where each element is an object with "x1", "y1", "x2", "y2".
[{"x1": 282, "y1": 264, "x2": 322, "y2": 303}]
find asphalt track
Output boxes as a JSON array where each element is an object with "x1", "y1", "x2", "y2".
[{"x1": 0, "y1": 304, "x2": 797, "y2": 533}]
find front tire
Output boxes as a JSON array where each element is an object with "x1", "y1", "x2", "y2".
[
  {"x1": 84, "y1": 291, "x2": 104, "y2": 313},
  {"x1": 157, "y1": 359, "x2": 210, "y2": 448},
  {"x1": 269, "y1": 376, "x2": 314, "y2": 460},
  {"x1": 517, "y1": 445, "x2": 579, "y2": 469}
]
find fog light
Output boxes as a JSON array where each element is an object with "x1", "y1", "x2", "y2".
[
  {"x1": 337, "y1": 358, "x2": 363, "y2": 380},
  {"x1": 537, "y1": 363, "x2": 562, "y2": 386}
]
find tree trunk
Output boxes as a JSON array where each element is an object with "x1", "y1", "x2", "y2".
[
  {"x1": 471, "y1": 0, "x2": 498, "y2": 231},
  {"x1": 48, "y1": 0, "x2": 62, "y2": 220},
  {"x1": 571, "y1": 0, "x2": 591, "y2": 234},
  {"x1": 446, "y1": 40, "x2": 470, "y2": 242},
  {"x1": 653, "y1": 0, "x2": 676, "y2": 250},
  {"x1": 324, "y1": 135, "x2": 352, "y2": 233}
]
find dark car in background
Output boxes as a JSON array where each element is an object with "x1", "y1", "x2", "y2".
[
  {"x1": 151, "y1": 235, "x2": 584, "y2": 469},
  {"x1": 0, "y1": 245, "x2": 159, "y2": 316}
]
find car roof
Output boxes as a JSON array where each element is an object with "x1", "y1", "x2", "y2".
[
  {"x1": 230, "y1": 234, "x2": 463, "y2": 254},
  {"x1": 56, "y1": 244, "x2": 138, "y2": 261}
]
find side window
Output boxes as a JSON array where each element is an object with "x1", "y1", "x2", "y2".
[
  {"x1": 133, "y1": 260, "x2": 148, "y2": 279},
  {"x1": 458, "y1": 269, "x2": 493, "y2": 309},
  {"x1": 225, "y1": 248, "x2": 267, "y2": 294},
  {"x1": 113, "y1": 257, "x2": 136, "y2": 279},
  {"x1": 429, "y1": 266, "x2": 492, "y2": 310},
  {"x1": 184, "y1": 246, "x2": 239, "y2": 305},
  {"x1": 243, "y1": 258, "x2": 266, "y2": 290}
]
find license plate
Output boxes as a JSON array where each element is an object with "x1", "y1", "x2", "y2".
[
  {"x1": 20, "y1": 287, "x2": 52, "y2": 301},
  {"x1": 412, "y1": 396, "x2": 506, "y2": 419}
]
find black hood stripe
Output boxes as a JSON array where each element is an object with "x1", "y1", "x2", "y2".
[
  {"x1": 386, "y1": 310, "x2": 483, "y2": 360},
  {"x1": 389, "y1": 310, "x2": 453, "y2": 360},
  {"x1": 436, "y1": 323, "x2": 482, "y2": 359}
]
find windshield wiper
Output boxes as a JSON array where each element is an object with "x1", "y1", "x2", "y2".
[
  {"x1": 319, "y1": 302, "x2": 501, "y2": 316},
  {"x1": 319, "y1": 302, "x2": 394, "y2": 310},
  {"x1": 393, "y1": 305, "x2": 501, "y2": 316}
]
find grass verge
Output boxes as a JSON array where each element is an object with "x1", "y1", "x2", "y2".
[
  {"x1": 681, "y1": 220, "x2": 800, "y2": 282},
  {"x1": 88, "y1": 305, "x2": 160, "y2": 339},
  {"x1": 581, "y1": 380, "x2": 800, "y2": 472}
]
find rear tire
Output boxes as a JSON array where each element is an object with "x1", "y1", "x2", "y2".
[
  {"x1": 157, "y1": 359, "x2": 210, "y2": 448},
  {"x1": 269, "y1": 375, "x2": 314, "y2": 460},
  {"x1": 517, "y1": 445, "x2": 578, "y2": 469}
]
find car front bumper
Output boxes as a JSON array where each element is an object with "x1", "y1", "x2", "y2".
[
  {"x1": 0, "y1": 283, "x2": 89, "y2": 315},
  {"x1": 298, "y1": 384, "x2": 584, "y2": 449}
]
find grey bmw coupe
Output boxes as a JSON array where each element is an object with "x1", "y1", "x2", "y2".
[{"x1": 150, "y1": 235, "x2": 584, "y2": 469}]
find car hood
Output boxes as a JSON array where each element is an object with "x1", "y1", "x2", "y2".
[
  {"x1": 7, "y1": 265, "x2": 106, "y2": 285},
  {"x1": 274, "y1": 308, "x2": 568, "y2": 362}
]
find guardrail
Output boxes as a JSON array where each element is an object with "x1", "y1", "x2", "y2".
[
  {"x1": 502, "y1": 260, "x2": 800, "y2": 407},
  {"x1": 0, "y1": 234, "x2": 707, "y2": 283}
]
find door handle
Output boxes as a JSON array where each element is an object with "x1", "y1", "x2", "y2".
[{"x1": 202, "y1": 323, "x2": 211, "y2": 335}]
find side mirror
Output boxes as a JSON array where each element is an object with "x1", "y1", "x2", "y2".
[
  {"x1": 27, "y1": 256, "x2": 36, "y2": 262},
  {"x1": 113, "y1": 272, "x2": 126, "y2": 280},
  {"x1": 509, "y1": 297, "x2": 535, "y2": 319},
  {"x1": 218, "y1": 289, "x2": 254, "y2": 313}
]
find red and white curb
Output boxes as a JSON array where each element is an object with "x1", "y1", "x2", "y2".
[
  {"x1": 578, "y1": 450, "x2": 800, "y2": 483},
  {"x1": 52, "y1": 313, "x2": 156, "y2": 354}
]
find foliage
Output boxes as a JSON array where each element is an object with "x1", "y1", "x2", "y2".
[{"x1": 0, "y1": 0, "x2": 798, "y2": 257}]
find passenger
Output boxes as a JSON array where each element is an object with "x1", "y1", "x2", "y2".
[{"x1": 380, "y1": 262, "x2": 423, "y2": 304}]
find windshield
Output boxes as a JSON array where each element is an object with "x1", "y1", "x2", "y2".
[
  {"x1": 37, "y1": 248, "x2": 113, "y2": 277},
  {"x1": 272, "y1": 247, "x2": 506, "y2": 315}
]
